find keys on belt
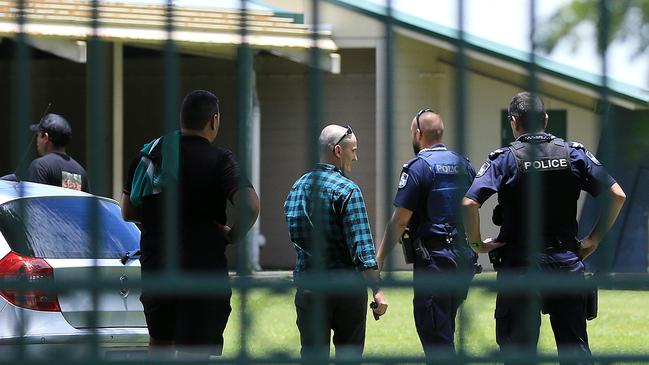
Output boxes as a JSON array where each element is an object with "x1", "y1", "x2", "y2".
[
  {"x1": 416, "y1": 235, "x2": 457, "y2": 260},
  {"x1": 416, "y1": 240, "x2": 431, "y2": 261},
  {"x1": 420, "y1": 236, "x2": 456, "y2": 250}
]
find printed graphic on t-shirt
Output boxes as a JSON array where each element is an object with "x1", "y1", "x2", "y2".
[{"x1": 61, "y1": 171, "x2": 83, "y2": 191}]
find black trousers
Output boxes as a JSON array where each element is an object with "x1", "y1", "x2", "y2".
[
  {"x1": 495, "y1": 256, "x2": 592, "y2": 365},
  {"x1": 140, "y1": 290, "x2": 232, "y2": 354},
  {"x1": 412, "y1": 247, "x2": 475, "y2": 363},
  {"x1": 139, "y1": 268, "x2": 232, "y2": 355},
  {"x1": 294, "y1": 288, "x2": 368, "y2": 363}
]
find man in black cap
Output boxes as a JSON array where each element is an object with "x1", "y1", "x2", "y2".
[{"x1": 28, "y1": 113, "x2": 89, "y2": 192}]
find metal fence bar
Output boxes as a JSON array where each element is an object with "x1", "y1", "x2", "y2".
[
  {"x1": 162, "y1": 0, "x2": 180, "y2": 277},
  {"x1": 453, "y1": 0, "x2": 469, "y2": 357},
  {"x1": 304, "y1": 0, "x2": 328, "y2": 363},
  {"x1": 0, "y1": 270, "x2": 624, "y2": 293},
  {"x1": 11, "y1": 0, "x2": 30, "y2": 183},
  {"x1": 86, "y1": 0, "x2": 106, "y2": 361},
  {"x1": 595, "y1": 0, "x2": 616, "y2": 274},
  {"x1": 10, "y1": 0, "x2": 29, "y2": 359},
  {"x1": 3, "y1": 352, "x2": 649, "y2": 365},
  {"x1": 236, "y1": 1, "x2": 253, "y2": 363},
  {"x1": 520, "y1": 0, "x2": 543, "y2": 361},
  {"x1": 381, "y1": 0, "x2": 395, "y2": 275},
  {"x1": 3, "y1": 0, "x2": 645, "y2": 364},
  {"x1": 160, "y1": 2, "x2": 180, "y2": 360}
]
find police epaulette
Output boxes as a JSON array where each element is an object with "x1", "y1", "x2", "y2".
[
  {"x1": 488, "y1": 148, "x2": 506, "y2": 160},
  {"x1": 569, "y1": 141, "x2": 585, "y2": 150},
  {"x1": 402, "y1": 156, "x2": 419, "y2": 170}
]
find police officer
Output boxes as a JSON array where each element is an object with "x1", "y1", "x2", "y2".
[
  {"x1": 462, "y1": 92, "x2": 626, "y2": 365},
  {"x1": 376, "y1": 109, "x2": 477, "y2": 361}
]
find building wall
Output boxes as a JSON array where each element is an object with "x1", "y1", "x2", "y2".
[
  {"x1": 0, "y1": 39, "x2": 611, "y2": 272},
  {"x1": 122, "y1": 53, "x2": 239, "y2": 161},
  {"x1": 1, "y1": 44, "x2": 377, "y2": 270},
  {"x1": 121, "y1": 49, "x2": 378, "y2": 270},
  {"x1": 127, "y1": 45, "x2": 603, "y2": 274},
  {"x1": 1, "y1": 56, "x2": 89, "y2": 180}
]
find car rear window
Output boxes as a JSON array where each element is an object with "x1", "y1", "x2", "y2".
[{"x1": 0, "y1": 196, "x2": 140, "y2": 259}]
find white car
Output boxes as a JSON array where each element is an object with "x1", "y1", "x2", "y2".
[{"x1": 0, "y1": 179, "x2": 148, "y2": 360}]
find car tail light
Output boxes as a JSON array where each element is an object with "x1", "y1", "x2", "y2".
[{"x1": 0, "y1": 251, "x2": 61, "y2": 312}]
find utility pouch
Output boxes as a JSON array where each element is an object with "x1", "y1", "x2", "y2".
[
  {"x1": 585, "y1": 273, "x2": 598, "y2": 320},
  {"x1": 489, "y1": 247, "x2": 504, "y2": 271},
  {"x1": 400, "y1": 228, "x2": 416, "y2": 264},
  {"x1": 492, "y1": 204, "x2": 503, "y2": 226},
  {"x1": 470, "y1": 250, "x2": 483, "y2": 274}
]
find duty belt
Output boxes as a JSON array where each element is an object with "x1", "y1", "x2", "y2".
[
  {"x1": 544, "y1": 237, "x2": 580, "y2": 253},
  {"x1": 420, "y1": 235, "x2": 459, "y2": 250}
]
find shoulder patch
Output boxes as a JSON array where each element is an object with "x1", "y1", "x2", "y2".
[
  {"x1": 585, "y1": 150, "x2": 602, "y2": 165},
  {"x1": 476, "y1": 161, "x2": 491, "y2": 178},
  {"x1": 488, "y1": 148, "x2": 506, "y2": 160},
  {"x1": 398, "y1": 172, "x2": 409, "y2": 189}
]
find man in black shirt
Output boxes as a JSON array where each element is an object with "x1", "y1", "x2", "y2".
[
  {"x1": 28, "y1": 113, "x2": 89, "y2": 192},
  {"x1": 121, "y1": 90, "x2": 260, "y2": 357}
]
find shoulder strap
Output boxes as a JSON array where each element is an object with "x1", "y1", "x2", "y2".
[
  {"x1": 544, "y1": 137, "x2": 571, "y2": 160},
  {"x1": 401, "y1": 156, "x2": 420, "y2": 171},
  {"x1": 509, "y1": 141, "x2": 525, "y2": 150},
  {"x1": 489, "y1": 148, "x2": 507, "y2": 160},
  {"x1": 569, "y1": 141, "x2": 585, "y2": 150}
]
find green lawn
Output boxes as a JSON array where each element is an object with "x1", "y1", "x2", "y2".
[{"x1": 220, "y1": 272, "x2": 649, "y2": 362}]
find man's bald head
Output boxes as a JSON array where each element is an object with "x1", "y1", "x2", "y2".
[
  {"x1": 412, "y1": 110, "x2": 444, "y2": 142},
  {"x1": 411, "y1": 110, "x2": 444, "y2": 154},
  {"x1": 319, "y1": 124, "x2": 358, "y2": 175},
  {"x1": 319, "y1": 124, "x2": 352, "y2": 155}
]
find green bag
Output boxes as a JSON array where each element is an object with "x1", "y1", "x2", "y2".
[{"x1": 130, "y1": 130, "x2": 180, "y2": 206}]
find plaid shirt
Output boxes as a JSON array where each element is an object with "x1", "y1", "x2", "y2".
[{"x1": 284, "y1": 163, "x2": 378, "y2": 274}]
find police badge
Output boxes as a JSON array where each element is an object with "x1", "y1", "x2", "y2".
[
  {"x1": 476, "y1": 161, "x2": 490, "y2": 178},
  {"x1": 586, "y1": 150, "x2": 602, "y2": 165},
  {"x1": 398, "y1": 172, "x2": 409, "y2": 188}
]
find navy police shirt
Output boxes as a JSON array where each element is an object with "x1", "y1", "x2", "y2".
[
  {"x1": 465, "y1": 133, "x2": 615, "y2": 206},
  {"x1": 465, "y1": 133, "x2": 615, "y2": 260},
  {"x1": 394, "y1": 144, "x2": 476, "y2": 240}
]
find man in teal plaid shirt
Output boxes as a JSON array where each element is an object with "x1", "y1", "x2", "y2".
[{"x1": 284, "y1": 124, "x2": 388, "y2": 362}]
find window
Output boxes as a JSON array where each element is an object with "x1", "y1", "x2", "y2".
[{"x1": 0, "y1": 197, "x2": 140, "y2": 259}]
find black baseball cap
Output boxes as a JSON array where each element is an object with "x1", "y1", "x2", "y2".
[{"x1": 29, "y1": 113, "x2": 72, "y2": 146}]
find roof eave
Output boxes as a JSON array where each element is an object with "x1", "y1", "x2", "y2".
[{"x1": 325, "y1": 0, "x2": 649, "y2": 109}]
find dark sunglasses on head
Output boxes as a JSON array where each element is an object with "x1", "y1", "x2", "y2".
[
  {"x1": 415, "y1": 108, "x2": 435, "y2": 131},
  {"x1": 333, "y1": 125, "x2": 353, "y2": 152}
]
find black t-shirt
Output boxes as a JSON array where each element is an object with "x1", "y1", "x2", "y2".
[
  {"x1": 123, "y1": 135, "x2": 251, "y2": 273},
  {"x1": 28, "y1": 152, "x2": 89, "y2": 192}
]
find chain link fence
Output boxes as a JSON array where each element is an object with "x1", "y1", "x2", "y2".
[{"x1": 3, "y1": 0, "x2": 648, "y2": 363}]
